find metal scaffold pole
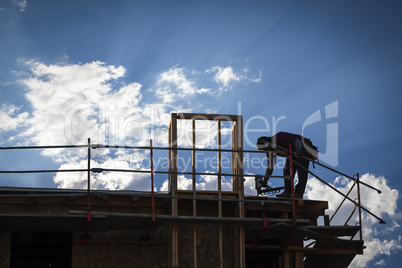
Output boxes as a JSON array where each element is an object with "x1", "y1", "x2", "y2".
[{"x1": 87, "y1": 138, "x2": 91, "y2": 222}]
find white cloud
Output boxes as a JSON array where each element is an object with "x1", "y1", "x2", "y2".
[
  {"x1": 205, "y1": 65, "x2": 261, "y2": 95},
  {"x1": 305, "y1": 173, "x2": 401, "y2": 268},
  {"x1": 1, "y1": 59, "x2": 260, "y2": 191},
  {"x1": 197, "y1": 174, "x2": 232, "y2": 191},
  {"x1": 160, "y1": 175, "x2": 192, "y2": 192},
  {"x1": 13, "y1": 0, "x2": 27, "y2": 12},
  {"x1": 175, "y1": 119, "x2": 234, "y2": 149},
  {"x1": 20, "y1": 61, "x2": 133, "y2": 149},
  {"x1": 53, "y1": 153, "x2": 151, "y2": 190},
  {"x1": 0, "y1": 60, "x2": 234, "y2": 190},
  {"x1": 244, "y1": 175, "x2": 258, "y2": 196},
  {"x1": 154, "y1": 65, "x2": 262, "y2": 102},
  {"x1": 352, "y1": 237, "x2": 402, "y2": 268},
  {"x1": 210, "y1": 66, "x2": 240, "y2": 88},
  {"x1": 9, "y1": 60, "x2": 175, "y2": 189},
  {"x1": 160, "y1": 174, "x2": 232, "y2": 192},
  {"x1": 0, "y1": 104, "x2": 28, "y2": 133},
  {"x1": 375, "y1": 259, "x2": 386, "y2": 266},
  {"x1": 158, "y1": 66, "x2": 197, "y2": 95},
  {"x1": 155, "y1": 66, "x2": 212, "y2": 104}
]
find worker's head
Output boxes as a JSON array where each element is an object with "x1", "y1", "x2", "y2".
[{"x1": 256, "y1": 136, "x2": 272, "y2": 151}]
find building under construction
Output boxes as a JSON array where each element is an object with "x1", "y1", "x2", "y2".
[{"x1": 0, "y1": 113, "x2": 384, "y2": 267}]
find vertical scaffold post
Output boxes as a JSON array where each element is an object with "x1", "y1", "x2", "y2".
[
  {"x1": 217, "y1": 120, "x2": 223, "y2": 268},
  {"x1": 87, "y1": 138, "x2": 91, "y2": 222},
  {"x1": 169, "y1": 113, "x2": 179, "y2": 267},
  {"x1": 288, "y1": 144, "x2": 296, "y2": 226},
  {"x1": 150, "y1": 139, "x2": 155, "y2": 221},
  {"x1": 357, "y1": 173, "x2": 363, "y2": 241},
  {"x1": 192, "y1": 119, "x2": 197, "y2": 268}
]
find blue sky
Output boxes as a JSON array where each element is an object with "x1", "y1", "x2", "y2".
[{"x1": 1, "y1": 0, "x2": 402, "y2": 266}]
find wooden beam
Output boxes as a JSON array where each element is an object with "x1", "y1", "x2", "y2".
[
  {"x1": 177, "y1": 190, "x2": 238, "y2": 199},
  {"x1": 306, "y1": 248, "x2": 364, "y2": 255},
  {"x1": 69, "y1": 210, "x2": 310, "y2": 225},
  {"x1": 175, "y1": 113, "x2": 242, "y2": 121}
]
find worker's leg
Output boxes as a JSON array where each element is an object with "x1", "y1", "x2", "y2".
[{"x1": 294, "y1": 157, "x2": 310, "y2": 196}]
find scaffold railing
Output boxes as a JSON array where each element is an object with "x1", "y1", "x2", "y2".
[{"x1": 0, "y1": 139, "x2": 385, "y2": 225}]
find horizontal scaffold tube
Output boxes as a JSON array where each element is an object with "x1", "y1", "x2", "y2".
[
  {"x1": 0, "y1": 145, "x2": 87, "y2": 150},
  {"x1": 0, "y1": 167, "x2": 287, "y2": 179},
  {"x1": 0, "y1": 169, "x2": 88, "y2": 173},
  {"x1": 0, "y1": 143, "x2": 276, "y2": 154}
]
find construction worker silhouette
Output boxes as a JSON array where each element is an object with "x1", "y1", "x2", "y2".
[{"x1": 256, "y1": 132, "x2": 316, "y2": 199}]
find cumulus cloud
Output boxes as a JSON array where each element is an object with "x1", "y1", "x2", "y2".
[
  {"x1": 210, "y1": 66, "x2": 240, "y2": 88},
  {"x1": 158, "y1": 66, "x2": 198, "y2": 95},
  {"x1": 375, "y1": 259, "x2": 386, "y2": 266},
  {"x1": 352, "y1": 237, "x2": 402, "y2": 268},
  {"x1": 11, "y1": 60, "x2": 172, "y2": 189},
  {"x1": 154, "y1": 65, "x2": 261, "y2": 101},
  {"x1": 175, "y1": 119, "x2": 234, "y2": 149},
  {"x1": 19, "y1": 61, "x2": 143, "y2": 155},
  {"x1": 197, "y1": 174, "x2": 232, "y2": 191},
  {"x1": 0, "y1": 104, "x2": 28, "y2": 132},
  {"x1": 160, "y1": 174, "x2": 232, "y2": 192},
  {"x1": 244, "y1": 176, "x2": 258, "y2": 195},
  {"x1": 305, "y1": 173, "x2": 401, "y2": 268},
  {"x1": 54, "y1": 154, "x2": 151, "y2": 190},
  {"x1": 7, "y1": 61, "x2": 162, "y2": 190},
  {"x1": 205, "y1": 65, "x2": 261, "y2": 95},
  {"x1": 1, "y1": 59, "x2": 260, "y2": 190},
  {"x1": 155, "y1": 66, "x2": 212, "y2": 104}
]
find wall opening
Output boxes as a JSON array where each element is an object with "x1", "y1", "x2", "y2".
[{"x1": 11, "y1": 232, "x2": 72, "y2": 267}]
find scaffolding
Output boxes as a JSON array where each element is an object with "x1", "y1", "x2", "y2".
[{"x1": 0, "y1": 112, "x2": 385, "y2": 268}]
